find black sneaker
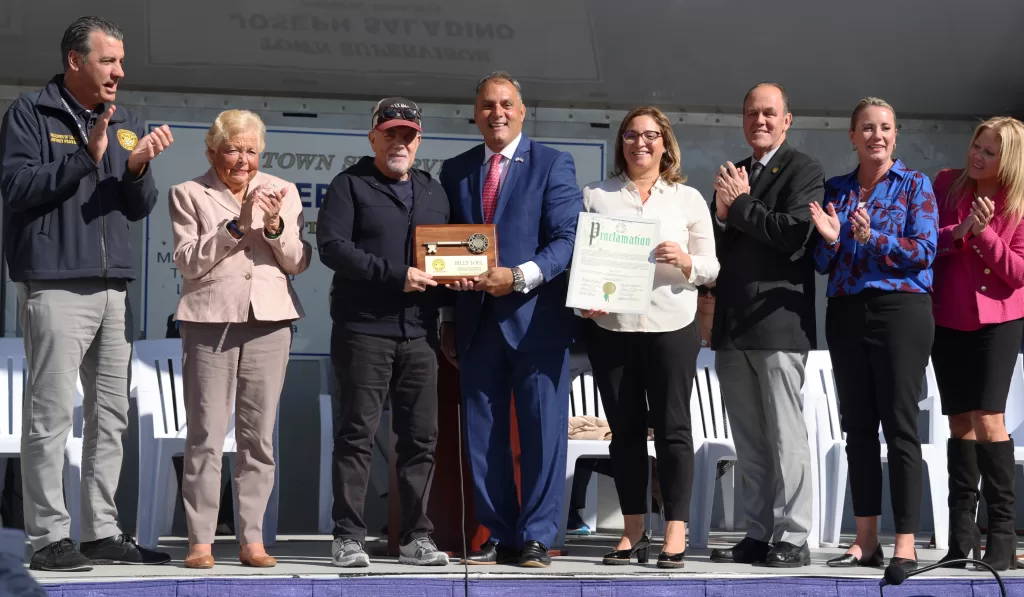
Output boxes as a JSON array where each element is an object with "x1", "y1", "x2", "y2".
[
  {"x1": 79, "y1": 534, "x2": 171, "y2": 565},
  {"x1": 29, "y1": 539, "x2": 93, "y2": 572}
]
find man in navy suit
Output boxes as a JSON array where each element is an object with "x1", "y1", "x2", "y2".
[{"x1": 438, "y1": 71, "x2": 582, "y2": 567}]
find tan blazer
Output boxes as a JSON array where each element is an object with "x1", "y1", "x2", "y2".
[{"x1": 169, "y1": 168, "x2": 312, "y2": 323}]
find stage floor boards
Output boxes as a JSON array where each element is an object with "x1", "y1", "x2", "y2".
[{"x1": 29, "y1": 532, "x2": 1024, "y2": 583}]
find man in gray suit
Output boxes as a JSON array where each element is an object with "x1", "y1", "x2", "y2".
[{"x1": 708, "y1": 82, "x2": 824, "y2": 568}]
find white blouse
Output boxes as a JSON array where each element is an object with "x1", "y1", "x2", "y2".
[{"x1": 582, "y1": 175, "x2": 720, "y2": 333}]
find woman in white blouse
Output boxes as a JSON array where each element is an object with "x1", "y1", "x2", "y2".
[{"x1": 582, "y1": 106, "x2": 719, "y2": 568}]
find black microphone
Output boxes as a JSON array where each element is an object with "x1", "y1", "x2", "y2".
[{"x1": 882, "y1": 558, "x2": 1006, "y2": 597}]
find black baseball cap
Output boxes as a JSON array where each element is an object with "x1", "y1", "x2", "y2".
[{"x1": 371, "y1": 97, "x2": 422, "y2": 132}]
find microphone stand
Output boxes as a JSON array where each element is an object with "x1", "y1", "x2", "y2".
[{"x1": 880, "y1": 558, "x2": 1006, "y2": 597}]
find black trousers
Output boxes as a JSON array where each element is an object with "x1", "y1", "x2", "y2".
[
  {"x1": 585, "y1": 320, "x2": 700, "y2": 521},
  {"x1": 825, "y1": 290, "x2": 933, "y2": 534},
  {"x1": 331, "y1": 328, "x2": 438, "y2": 544}
]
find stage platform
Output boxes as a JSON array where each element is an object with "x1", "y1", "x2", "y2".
[{"x1": 33, "y1": 533, "x2": 1024, "y2": 596}]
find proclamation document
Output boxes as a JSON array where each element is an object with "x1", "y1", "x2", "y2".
[{"x1": 566, "y1": 213, "x2": 659, "y2": 315}]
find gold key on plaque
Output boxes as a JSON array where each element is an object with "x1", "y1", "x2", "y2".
[{"x1": 423, "y1": 233, "x2": 490, "y2": 255}]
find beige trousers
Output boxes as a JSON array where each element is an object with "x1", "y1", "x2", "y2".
[{"x1": 180, "y1": 318, "x2": 291, "y2": 545}]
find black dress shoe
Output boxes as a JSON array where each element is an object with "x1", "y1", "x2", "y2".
[
  {"x1": 519, "y1": 540, "x2": 551, "y2": 568},
  {"x1": 461, "y1": 540, "x2": 520, "y2": 565},
  {"x1": 657, "y1": 550, "x2": 686, "y2": 569},
  {"x1": 765, "y1": 541, "x2": 811, "y2": 568},
  {"x1": 710, "y1": 537, "x2": 771, "y2": 564},
  {"x1": 79, "y1": 534, "x2": 171, "y2": 565},
  {"x1": 602, "y1": 532, "x2": 651, "y2": 565},
  {"x1": 29, "y1": 539, "x2": 93, "y2": 572},
  {"x1": 826, "y1": 545, "x2": 884, "y2": 568}
]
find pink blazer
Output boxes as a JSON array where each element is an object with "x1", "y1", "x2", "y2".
[
  {"x1": 932, "y1": 168, "x2": 1024, "y2": 331},
  {"x1": 169, "y1": 168, "x2": 312, "y2": 323}
]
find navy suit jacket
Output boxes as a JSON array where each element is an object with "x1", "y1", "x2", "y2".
[{"x1": 439, "y1": 135, "x2": 582, "y2": 354}]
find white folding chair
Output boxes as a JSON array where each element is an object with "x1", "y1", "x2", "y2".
[
  {"x1": 0, "y1": 339, "x2": 26, "y2": 529},
  {"x1": 687, "y1": 348, "x2": 738, "y2": 549}
]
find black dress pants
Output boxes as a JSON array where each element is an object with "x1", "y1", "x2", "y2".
[
  {"x1": 825, "y1": 290, "x2": 933, "y2": 534},
  {"x1": 585, "y1": 320, "x2": 700, "y2": 521}
]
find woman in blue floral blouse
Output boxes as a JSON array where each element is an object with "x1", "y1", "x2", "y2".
[{"x1": 809, "y1": 97, "x2": 938, "y2": 573}]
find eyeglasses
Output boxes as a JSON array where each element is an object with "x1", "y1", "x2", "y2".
[
  {"x1": 380, "y1": 106, "x2": 421, "y2": 122},
  {"x1": 697, "y1": 286, "x2": 717, "y2": 298},
  {"x1": 622, "y1": 130, "x2": 662, "y2": 144}
]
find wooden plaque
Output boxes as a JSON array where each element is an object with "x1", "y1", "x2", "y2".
[{"x1": 413, "y1": 224, "x2": 498, "y2": 284}]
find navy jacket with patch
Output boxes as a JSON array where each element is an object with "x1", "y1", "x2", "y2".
[{"x1": 0, "y1": 74, "x2": 158, "y2": 282}]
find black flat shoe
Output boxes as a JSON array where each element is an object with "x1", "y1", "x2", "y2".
[
  {"x1": 657, "y1": 550, "x2": 685, "y2": 569},
  {"x1": 889, "y1": 553, "x2": 918, "y2": 573},
  {"x1": 826, "y1": 545, "x2": 884, "y2": 568},
  {"x1": 602, "y1": 532, "x2": 651, "y2": 565}
]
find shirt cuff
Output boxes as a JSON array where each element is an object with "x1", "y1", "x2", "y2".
[{"x1": 517, "y1": 261, "x2": 544, "y2": 293}]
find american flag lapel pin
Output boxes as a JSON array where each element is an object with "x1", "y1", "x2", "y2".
[{"x1": 515, "y1": 157, "x2": 524, "y2": 163}]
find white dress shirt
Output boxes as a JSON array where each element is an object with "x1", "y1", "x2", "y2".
[{"x1": 583, "y1": 175, "x2": 720, "y2": 333}]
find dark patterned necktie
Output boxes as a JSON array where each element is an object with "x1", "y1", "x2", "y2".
[{"x1": 750, "y1": 162, "x2": 765, "y2": 186}]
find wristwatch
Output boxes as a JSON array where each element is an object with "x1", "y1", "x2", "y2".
[
  {"x1": 226, "y1": 219, "x2": 244, "y2": 239},
  {"x1": 511, "y1": 266, "x2": 526, "y2": 293}
]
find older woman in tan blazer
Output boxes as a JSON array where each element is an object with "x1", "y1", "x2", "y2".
[{"x1": 168, "y1": 109, "x2": 311, "y2": 569}]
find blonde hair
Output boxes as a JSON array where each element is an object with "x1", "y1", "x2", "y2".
[
  {"x1": 850, "y1": 97, "x2": 896, "y2": 130},
  {"x1": 612, "y1": 106, "x2": 686, "y2": 185},
  {"x1": 205, "y1": 110, "x2": 266, "y2": 159},
  {"x1": 947, "y1": 117, "x2": 1024, "y2": 222}
]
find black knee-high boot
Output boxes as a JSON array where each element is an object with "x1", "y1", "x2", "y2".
[
  {"x1": 977, "y1": 439, "x2": 1018, "y2": 571},
  {"x1": 940, "y1": 438, "x2": 981, "y2": 567}
]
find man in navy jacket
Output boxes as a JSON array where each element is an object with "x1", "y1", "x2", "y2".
[
  {"x1": 439, "y1": 71, "x2": 581, "y2": 567},
  {"x1": 0, "y1": 16, "x2": 173, "y2": 571}
]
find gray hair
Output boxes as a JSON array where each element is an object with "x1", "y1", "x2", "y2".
[
  {"x1": 61, "y1": 16, "x2": 124, "y2": 70},
  {"x1": 475, "y1": 70, "x2": 523, "y2": 102},
  {"x1": 743, "y1": 82, "x2": 791, "y2": 115}
]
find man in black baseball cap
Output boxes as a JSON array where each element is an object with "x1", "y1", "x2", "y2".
[
  {"x1": 371, "y1": 97, "x2": 423, "y2": 132},
  {"x1": 317, "y1": 97, "x2": 450, "y2": 567}
]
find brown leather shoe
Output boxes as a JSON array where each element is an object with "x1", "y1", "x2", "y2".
[
  {"x1": 239, "y1": 551, "x2": 277, "y2": 568},
  {"x1": 184, "y1": 553, "x2": 215, "y2": 569}
]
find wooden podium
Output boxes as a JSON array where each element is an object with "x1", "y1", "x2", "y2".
[{"x1": 386, "y1": 354, "x2": 521, "y2": 554}]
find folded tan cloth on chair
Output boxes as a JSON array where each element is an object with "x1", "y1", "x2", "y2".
[{"x1": 568, "y1": 416, "x2": 612, "y2": 440}]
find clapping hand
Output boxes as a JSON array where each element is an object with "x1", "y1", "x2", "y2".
[
  {"x1": 970, "y1": 196, "x2": 996, "y2": 235},
  {"x1": 253, "y1": 184, "x2": 287, "y2": 234},
  {"x1": 128, "y1": 124, "x2": 174, "y2": 174},
  {"x1": 713, "y1": 162, "x2": 749, "y2": 219},
  {"x1": 809, "y1": 202, "x2": 841, "y2": 244},
  {"x1": 850, "y1": 208, "x2": 872, "y2": 244}
]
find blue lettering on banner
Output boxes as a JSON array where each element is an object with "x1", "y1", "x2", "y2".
[
  {"x1": 296, "y1": 183, "x2": 331, "y2": 208},
  {"x1": 297, "y1": 182, "x2": 312, "y2": 207}
]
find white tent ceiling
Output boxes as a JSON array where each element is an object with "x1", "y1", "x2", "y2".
[{"x1": 1, "y1": 0, "x2": 1021, "y2": 119}]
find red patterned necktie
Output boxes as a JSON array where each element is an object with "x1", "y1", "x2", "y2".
[{"x1": 482, "y1": 153, "x2": 502, "y2": 224}]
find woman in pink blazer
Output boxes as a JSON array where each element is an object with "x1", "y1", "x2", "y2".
[
  {"x1": 168, "y1": 110, "x2": 312, "y2": 569},
  {"x1": 931, "y1": 116, "x2": 1024, "y2": 571}
]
